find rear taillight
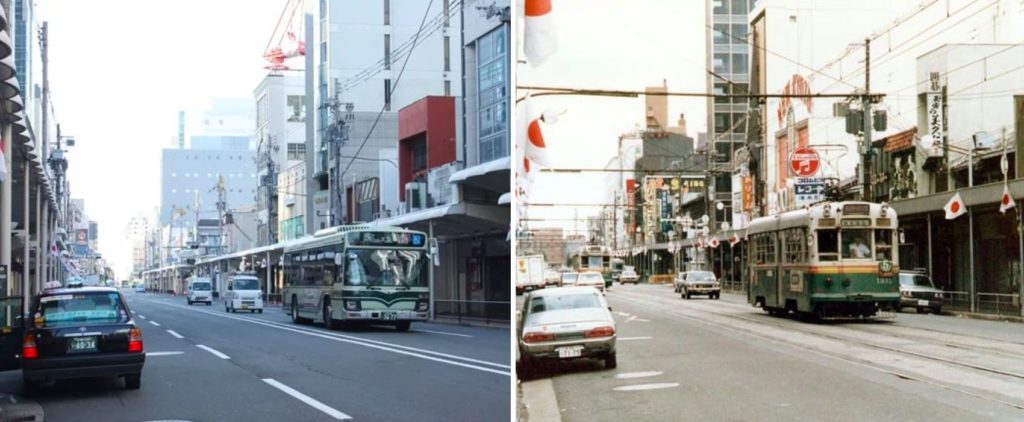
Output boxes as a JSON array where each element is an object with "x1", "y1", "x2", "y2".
[
  {"x1": 128, "y1": 327, "x2": 144, "y2": 353},
  {"x1": 585, "y1": 326, "x2": 615, "y2": 338},
  {"x1": 22, "y1": 334, "x2": 38, "y2": 359},
  {"x1": 523, "y1": 331, "x2": 556, "y2": 343}
]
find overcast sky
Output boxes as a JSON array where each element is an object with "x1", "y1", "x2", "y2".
[
  {"x1": 40, "y1": 0, "x2": 281, "y2": 277},
  {"x1": 516, "y1": 0, "x2": 708, "y2": 235}
]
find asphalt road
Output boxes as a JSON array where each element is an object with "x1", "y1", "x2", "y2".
[
  {"x1": 0, "y1": 289, "x2": 511, "y2": 422},
  {"x1": 517, "y1": 283, "x2": 1024, "y2": 422}
]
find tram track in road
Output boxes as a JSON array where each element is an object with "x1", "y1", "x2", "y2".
[{"x1": 608, "y1": 288, "x2": 1024, "y2": 411}]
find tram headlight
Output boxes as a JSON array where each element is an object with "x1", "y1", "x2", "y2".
[
  {"x1": 824, "y1": 277, "x2": 833, "y2": 287},
  {"x1": 881, "y1": 202, "x2": 889, "y2": 218}
]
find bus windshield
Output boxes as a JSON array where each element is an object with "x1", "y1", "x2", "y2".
[{"x1": 346, "y1": 249, "x2": 428, "y2": 287}]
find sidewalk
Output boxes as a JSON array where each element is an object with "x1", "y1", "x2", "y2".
[{"x1": 0, "y1": 392, "x2": 43, "y2": 421}]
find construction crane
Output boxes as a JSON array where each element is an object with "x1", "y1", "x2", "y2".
[{"x1": 263, "y1": 0, "x2": 305, "y2": 71}]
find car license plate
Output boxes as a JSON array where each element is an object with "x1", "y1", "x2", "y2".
[
  {"x1": 242, "y1": 304, "x2": 249, "y2": 309},
  {"x1": 556, "y1": 346, "x2": 583, "y2": 359},
  {"x1": 917, "y1": 300, "x2": 929, "y2": 306},
  {"x1": 69, "y1": 336, "x2": 97, "y2": 352},
  {"x1": 382, "y1": 312, "x2": 398, "y2": 321}
]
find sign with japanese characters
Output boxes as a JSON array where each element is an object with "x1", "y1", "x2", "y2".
[
  {"x1": 927, "y1": 72, "x2": 944, "y2": 157},
  {"x1": 794, "y1": 177, "x2": 826, "y2": 208}
]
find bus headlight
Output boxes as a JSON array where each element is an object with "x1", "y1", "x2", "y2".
[
  {"x1": 344, "y1": 300, "x2": 361, "y2": 311},
  {"x1": 416, "y1": 301, "x2": 429, "y2": 312}
]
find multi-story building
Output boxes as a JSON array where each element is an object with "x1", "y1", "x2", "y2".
[
  {"x1": 277, "y1": 162, "x2": 307, "y2": 241},
  {"x1": 254, "y1": 74, "x2": 307, "y2": 245}
]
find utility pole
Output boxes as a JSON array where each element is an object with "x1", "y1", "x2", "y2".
[{"x1": 860, "y1": 38, "x2": 872, "y2": 200}]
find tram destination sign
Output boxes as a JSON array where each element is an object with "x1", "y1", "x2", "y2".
[{"x1": 347, "y1": 231, "x2": 426, "y2": 247}]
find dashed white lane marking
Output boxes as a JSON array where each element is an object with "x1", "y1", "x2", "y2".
[
  {"x1": 626, "y1": 315, "x2": 638, "y2": 322},
  {"x1": 262, "y1": 378, "x2": 352, "y2": 420},
  {"x1": 413, "y1": 329, "x2": 474, "y2": 338},
  {"x1": 137, "y1": 315, "x2": 146, "y2": 319},
  {"x1": 616, "y1": 312, "x2": 631, "y2": 317},
  {"x1": 167, "y1": 330, "x2": 185, "y2": 339},
  {"x1": 196, "y1": 344, "x2": 230, "y2": 359},
  {"x1": 635, "y1": 318, "x2": 650, "y2": 322},
  {"x1": 618, "y1": 336, "x2": 653, "y2": 341},
  {"x1": 149, "y1": 321, "x2": 161, "y2": 327},
  {"x1": 614, "y1": 383, "x2": 680, "y2": 391},
  {"x1": 146, "y1": 351, "x2": 185, "y2": 357},
  {"x1": 616, "y1": 371, "x2": 664, "y2": 379}
]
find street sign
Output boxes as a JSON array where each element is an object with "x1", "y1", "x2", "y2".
[
  {"x1": 790, "y1": 146, "x2": 821, "y2": 177},
  {"x1": 794, "y1": 177, "x2": 826, "y2": 207}
]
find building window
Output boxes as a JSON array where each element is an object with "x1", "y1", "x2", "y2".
[
  {"x1": 732, "y1": 53, "x2": 748, "y2": 74},
  {"x1": 732, "y1": 24, "x2": 749, "y2": 44},
  {"x1": 713, "y1": 0, "x2": 728, "y2": 14},
  {"x1": 731, "y1": 0, "x2": 749, "y2": 15},
  {"x1": 444, "y1": 80, "x2": 451, "y2": 96},
  {"x1": 713, "y1": 23, "x2": 729, "y2": 44},
  {"x1": 477, "y1": 26, "x2": 509, "y2": 163},
  {"x1": 443, "y1": 36, "x2": 450, "y2": 71},
  {"x1": 384, "y1": 79, "x2": 392, "y2": 111},
  {"x1": 384, "y1": 34, "x2": 391, "y2": 70},
  {"x1": 383, "y1": 0, "x2": 390, "y2": 25},
  {"x1": 287, "y1": 143, "x2": 306, "y2": 160},
  {"x1": 443, "y1": 0, "x2": 450, "y2": 27},
  {"x1": 713, "y1": 53, "x2": 729, "y2": 74},
  {"x1": 287, "y1": 95, "x2": 306, "y2": 122}
]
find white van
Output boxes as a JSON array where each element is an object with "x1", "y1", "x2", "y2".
[
  {"x1": 224, "y1": 273, "x2": 263, "y2": 313},
  {"x1": 186, "y1": 277, "x2": 213, "y2": 306}
]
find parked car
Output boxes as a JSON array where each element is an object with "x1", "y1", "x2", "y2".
[
  {"x1": 517, "y1": 287, "x2": 617, "y2": 373},
  {"x1": 544, "y1": 270, "x2": 563, "y2": 287},
  {"x1": 12, "y1": 287, "x2": 146, "y2": 393},
  {"x1": 561, "y1": 272, "x2": 579, "y2": 286},
  {"x1": 619, "y1": 269, "x2": 640, "y2": 284},
  {"x1": 677, "y1": 271, "x2": 721, "y2": 299},
  {"x1": 134, "y1": 285, "x2": 145, "y2": 293},
  {"x1": 898, "y1": 270, "x2": 944, "y2": 313},
  {"x1": 576, "y1": 271, "x2": 606, "y2": 293}
]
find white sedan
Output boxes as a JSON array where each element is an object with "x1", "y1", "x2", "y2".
[
  {"x1": 619, "y1": 270, "x2": 640, "y2": 284},
  {"x1": 576, "y1": 271, "x2": 606, "y2": 293},
  {"x1": 518, "y1": 287, "x2": 617, "y2": 373}
]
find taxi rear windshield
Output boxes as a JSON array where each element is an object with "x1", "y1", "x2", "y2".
[
  {"x1": 37, "y1": 292, "x2": 128, "y2": 327},
  {"x1": 191, "y1": 282, "x2": 212, "y2": 290}
]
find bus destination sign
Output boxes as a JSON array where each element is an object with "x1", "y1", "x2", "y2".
[{"x1": 347, "y1": 231, "x2": 426, "y2": 247}]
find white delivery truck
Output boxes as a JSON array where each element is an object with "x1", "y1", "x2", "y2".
[{"x1": 516, "y1": 255, "x2": 546, "y2": 295}]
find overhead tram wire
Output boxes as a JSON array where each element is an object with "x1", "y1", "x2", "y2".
[
  {"x1": 340, "y1": 0, "x2": 436, "y2": 177},
  {"x1": 514, "y1": 87, "x2": 882, "y2": 103}
]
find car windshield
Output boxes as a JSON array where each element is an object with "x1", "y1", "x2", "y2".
[
  {"x1": 562, "y1": 273, "x2": 578, "y2": 282},
  {"x1": 528, "y1": 293, "x2": 603, "y2": 314},
  {"x1": 623, "y1": 270, "x2": 635, "y2": 275},
  {"x1": 232, "y1": 278, "x2": 260, "y2": 290},
  {"x1": 346, "y1": 249, "x2": 428, "y2": 287},
  {"x1": 191, "y1": 282, "x2": 211, "y2": 290},
  {"x1": 900, "y1": 274, "x2": 935, "y2": 288},
  {"x1": 37, "y1": 292, "x2": 128, "y2": 328},
  {"x1": 580, "y1": 273, "x2": 602, "y2": 281},
  {"x1": 687, "y1": 272, "x2": 716, "y2": 281}
]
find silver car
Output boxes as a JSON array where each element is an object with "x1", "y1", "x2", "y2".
[
  {"x1": 898, "y1": 271, "x2": 944, "y2": 313},
  {"x1": 518, "y1": 287, "x2": 617, "y2": 371},
  {"x1": 576, "y1": 271, "x2": 606, "y2": 293},
  {"x1": 561, "y1": 272, "x2": 580, "y2": 286},
  {"x1": 677, "y1": 270, "x2": 721, "y2": 299}
]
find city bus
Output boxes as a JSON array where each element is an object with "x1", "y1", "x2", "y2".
[
  {"x1": 568, "y1": 245, "x2": 613, "y2": 288},
  {"x1": 746, "y1": 201, "x2": 900, "y2": 319},
  {"x1": 282, "y1": 225, "x2": 433, "y2": 331}
]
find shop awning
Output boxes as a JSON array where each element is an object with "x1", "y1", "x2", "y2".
[
  {"x1": 371, "y1": 202, "x2": 509, "y2": 239},
  {"x1": 891, "y1": 179, "x2": 1024, "y2": 216},
  {"x1": 448, "y1": 157, "x2": 510, "y2": 193}
]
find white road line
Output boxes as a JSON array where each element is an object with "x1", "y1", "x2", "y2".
[
  {"x1": 413, "y1": 329, "x2": 474, "y2": 338},
  {"x1": 149, "y1": 321, "x2": 161, "y2": 327},
  {"x1": 149, "y1": 301, "x2": 508, "y2": 375},
  {"x1": 615, "y1": 371, "x2": 664, "y2": 379},
  {"x1": 618, "y1": 336, "x2": 653, "y2": 341},
  {"x1": 196, "y1": 344, "x2": 230, "y2": 359},
  {"x1": 614, "y1": 383, "x2": 680, "y2": 391},
  {"x1": 166, "y1": 330, "x2": 184, "y2": 339},
  {"x1": 137, "y1": 315, "x2": 146, "y2": 319},
  {"x1": 626, "y1": 315, "x2": 638, "y2": 322},
  {"x1": 146, "y1": 351, "x2": 184, "y2": 357},
  {"x1": 635, "y1": 318, "x2": 650, "y2": 322},
  {"x1": 263, "y1": 378, "x2": 352, "y2": 420},
  {"x1": 616, "y1": 312, "x2": 631, "y2": 317}
]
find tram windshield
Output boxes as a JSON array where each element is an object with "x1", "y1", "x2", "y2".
[
  {"x1": 817, "y1": 228, "x2": 894, "y2": 262},
  {"x1": 842, "y1": 229, "x2": 873, "y2": 259}
]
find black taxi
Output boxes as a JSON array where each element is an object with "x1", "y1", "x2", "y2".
[{"x1": 0, "y1": 285, "x2": 145, "y2": 393}]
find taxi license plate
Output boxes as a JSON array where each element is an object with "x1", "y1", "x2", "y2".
[
  {"x1": 382, "y1": 312, "x2": 398, "y2": 321},
  {"x1": 917, "y1": 300, "x2": 929, "y2": 306},
  {"x1": 69, "y1": 336, "x2": 97, "y2": 352},
  {"x1": 556, "y1": 346, "x2": 583, "y2": 359}
]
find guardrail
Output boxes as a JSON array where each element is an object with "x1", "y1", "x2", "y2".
[
  {"x1": 721, "y1": 280, "x2": 745, "y2": 293},
  {"x1": 434, "y1": 299, "x2": 510, "y2": 325},
  {"x1": 939, "y1": 290, "x2": 1020, "y2": 317}
]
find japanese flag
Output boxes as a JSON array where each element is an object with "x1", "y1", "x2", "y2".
[
  {"x1": 523, "y1": 98, "x2": 556, "y2": 167},
  {"x1": 729, "y1": 234, "x2": 740, "y2": 247},
  {"x1": 523, "y1": 0, "x2": 557, "y2": 67},
  {"x1": 944, "y1": 192, "x2": 966, "y2": 220},
  {"x1": 0, "y1": 137, "x2": 7, "y2": 182},
  {"x1": 709, "y1": 238, "x2": 720, "y2": 248},
  {"x1": 1000, "y1": 184, "x2": 1016, "y2": 214}
]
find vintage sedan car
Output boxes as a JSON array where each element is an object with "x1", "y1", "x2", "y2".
[
  {"x1": 576, "y1": 271, "x2": 606, "y2": 293},
  {"x1": 561, "y1": 272, "x2": 580, "y2": 286},
  {"x1": 618, "y1": 269, "x2": 640, "y2": 285},
  {"x1": 898, "y1": 270, "x2": 944, "y2": 313},
  {"x1": 544, "y1": 270, "x2": 563, "y2": 287},
  {"x1": 678, "y1": 271, "x2": 721, "y2": 299},
  {"x1": 518, "y1": 287, "x2": 616, "y2": 372},
  {"x1": 14, "y1": 287, "x2": 145, "y2": 393}
]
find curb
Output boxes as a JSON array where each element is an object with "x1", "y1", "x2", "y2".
[
  {"x1": 0, "y1": 393, "x2": 43, "y2": 422},
  {"x1": 945, "y1": 310, "x2": 1023, "y2": 323}
]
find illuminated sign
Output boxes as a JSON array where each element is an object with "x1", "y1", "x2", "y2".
[{"x1": 347, "y1": 231, "x2": 426, "y2": 248}]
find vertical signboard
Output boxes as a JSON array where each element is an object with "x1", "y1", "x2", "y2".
[
  {"x1": 0, "y1": 265, "x2": 7, "y2": 294},
  {"x1": 1015, "y1": 96, "x2": 1024, "y2": 179},
  {"x1": 927, "y1": 72, "x2": 944, "y2": 157}
]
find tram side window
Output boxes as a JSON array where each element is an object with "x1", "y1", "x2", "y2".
[
  {"x1": 842, "y1": 229, "x2": 873, "y2": 259},
  {"x1": 817, "y1": 230, "x2": 838, "y2": 262},
  {"x1": 875, "y1": 229, "x2": 893, "y2": 261},
  {"x1": 783, "y1": 228, "x2": 807, "y2": 263},
  {"x1": 753, "y1": 233, "x2": 776, "y2": 265}
]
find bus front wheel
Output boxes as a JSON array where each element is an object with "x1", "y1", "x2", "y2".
[{"x1": 395, "y1": 321, "x2": 411, "y2": 332}]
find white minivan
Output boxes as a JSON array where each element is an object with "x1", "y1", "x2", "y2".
[
  {"x1": 224, "y1": 273, "x2": 263, "y2": 313},
  {"x1": 187, "y1": 277, "x2": 213, "y2": 305}
]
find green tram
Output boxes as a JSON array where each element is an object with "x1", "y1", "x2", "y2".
[
  {"x1": 747, "y1": 201, "x2": 900, "y2": 319},
  {"x1": 282, "y1": 225, "x2": 433, "y2": 331},
  {"x1": 568, "y1": 245, "x2": 614, "y2": 288}
]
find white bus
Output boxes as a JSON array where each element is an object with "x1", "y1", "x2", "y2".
[{"x1": 282, "y1": 226, "x2": 433, "y2": 331}]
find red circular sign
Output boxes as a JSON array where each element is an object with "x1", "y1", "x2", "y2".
[{"x1": 790, "y1": 146, "x2": 821, "y2": 177}]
